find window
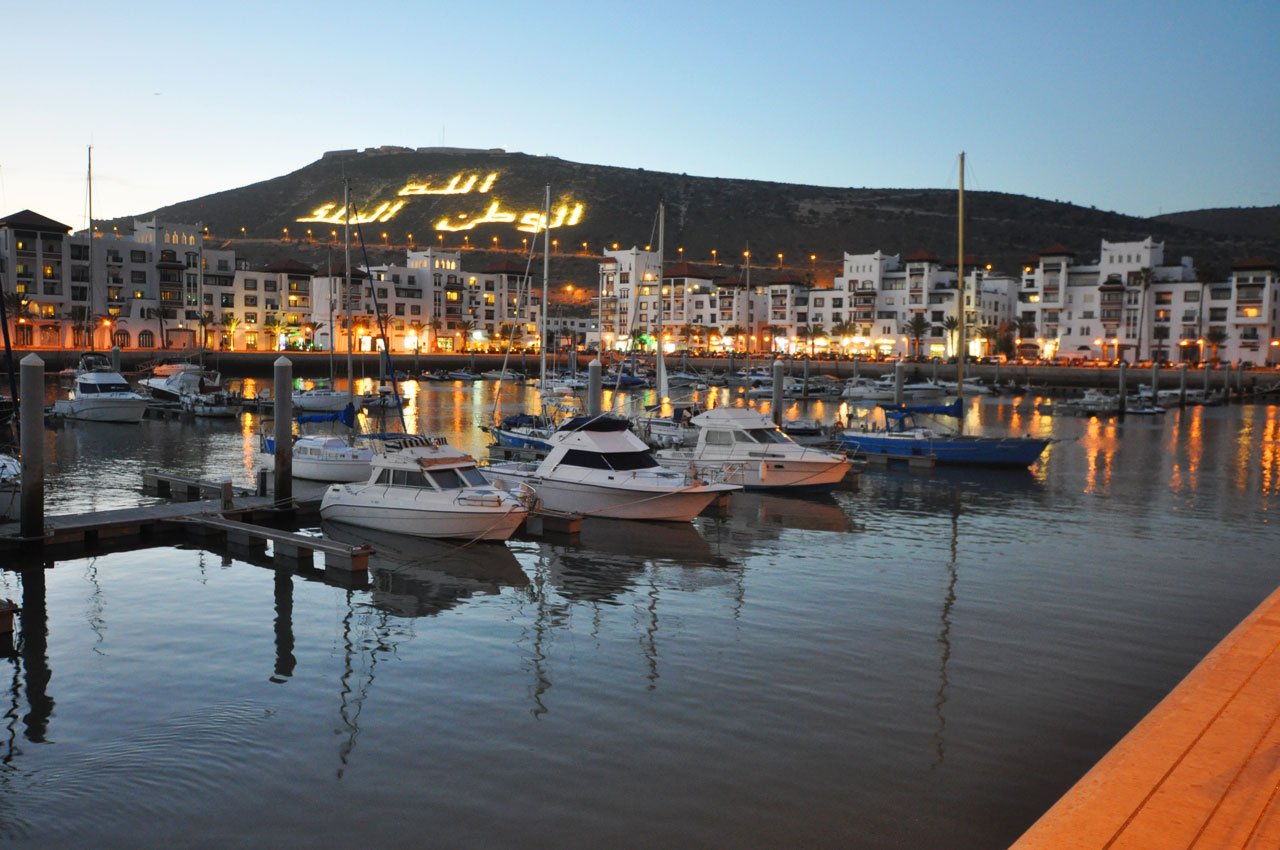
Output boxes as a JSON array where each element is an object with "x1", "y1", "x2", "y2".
[
  {"x1": 130, "y1": 250, "x2": 147, "y2": 263},
  {"x1": 131, "y1": 270, "x2": 147, "y2": 284},
  {"x1": 1184, "y1": 290, "x2": 1200, "y2": 302},
  {"x1": 138, "y1": 330, "x2": 155, "y2": 348},
  {"x1": 220, "y1": 294, "x2": 235, "y2": 308},
  {"x1": 244, "y1": 279, "x2": 258, "y2": 291}
]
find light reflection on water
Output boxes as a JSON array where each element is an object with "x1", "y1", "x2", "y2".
[{"x1": 4, "y1": 385, "x2": 1280, "y2": 849}]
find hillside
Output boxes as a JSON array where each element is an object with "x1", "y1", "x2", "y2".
[
  {"x1": 112, "y1": 147, "x2": 1279, "y2": 287},
  {"x1": 1152, "y1": 205, "x2": 1280, "y2": 244}
]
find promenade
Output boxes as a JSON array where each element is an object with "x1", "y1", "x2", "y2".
[{"x1": 1012, "y1": 583, "x2": 1280, "y2": 850}]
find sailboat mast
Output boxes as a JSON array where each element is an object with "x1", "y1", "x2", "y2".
[
  {"x1": 197, "y1": 219, "x2": 205, "y2": 367},
  {"x1": 344, "y1": 178, "x2": 354, "y2": 412},
  {"x1": 956, "y1": 151, "x2": 966, "y2": 400},
  {"x1": 540, "y1": 184, "x2": 550, "y2": 387},
  {"x1": 86, "y1": 146, "x2": 94, "y2": 351},
  {"x1": 655, "y1": 200, "x2": 667, "y2": 399}
]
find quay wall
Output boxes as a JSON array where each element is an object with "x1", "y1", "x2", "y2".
[{"x1": 4, "y1": 348, "x2": 1279, "y2": 392}]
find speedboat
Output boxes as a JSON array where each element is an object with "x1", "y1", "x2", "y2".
[
  {"x1": 482, "y1": 399, "x2": 581, "y2": 452},
  {"x1": 0, "y1": 453, "x2": 19, "y2": 521},
  {"x1": 836, "y1": 401, "x2": 1050, "y2": 467},
  {"x1": 481, "y1": 415, "x2": 740, "y2": 521},
  {"x1": 259, "y1": 407, "x2": 374, "y2": 482},
  {"x1": 634, "y1": 403, "x2": 706, "y2": 448},
  {"x1": 481, "y1": 369, "x2": 524, "y2": 381},
  {"x1": 182, "y1": 387, "x2": 237, "y2": 418},
  {"x1": 140, "y1": 366, "x2": 221, "y2": 402},
  {"x1": 292, "y1": 381, "x2": 358, "y2": 413},
  {"x1": 655, "y1": 407, "x2": 851, "y2": 490},
  {"x1": 321, "y1": 440, "x2": 528, "y2": 541},
  {"x1": 51, "y1": 354, "x2": 149, "y2": 423},
  {"x1": 841, "y1": 376, "x2": 946, "y2": 402}
]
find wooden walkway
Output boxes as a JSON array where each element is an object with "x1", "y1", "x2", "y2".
[
  {"x1": 0, "y1": 497, "x2": 275, "y2": 553},
  {"x1": 1011, "y1": 583, "x2": 1280, "y2": 850}
]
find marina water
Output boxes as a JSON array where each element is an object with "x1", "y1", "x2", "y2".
[{"x1": 3, "y1": 380, "x2": 1278, "y2": 848}]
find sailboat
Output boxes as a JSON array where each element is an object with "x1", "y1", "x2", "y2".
[
  {"x1": 834, "y1": 154, "x2": 1050, "y2": 467},
  {"x1": 52, "y1": 150, "x2": 148, "y2": 424}
]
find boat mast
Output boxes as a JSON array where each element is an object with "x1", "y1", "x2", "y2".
[
  {"x1": 540, "y1": 184, "x2": 550, "y2": 388},
  {"x1": 86, "y1": 146, "x2": 94, "y2": 353},
  {"x1": 344, "y1": 177, "x2": 354, "y2": 413},
  {"x1": 956, "y1": 152, "x2": 966, "y2": 403},
  {"x1": 655, "y1": 200, "x2": 667, "y2": 400},
  {"x1": 197, "y1": 219, "x2": 205, "y2": 369}
]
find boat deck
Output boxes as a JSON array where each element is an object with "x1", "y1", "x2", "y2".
[{"x1": 1011, "y1": 583, "x2": 1280, "y2": 850}]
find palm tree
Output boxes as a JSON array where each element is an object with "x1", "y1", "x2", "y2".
[
  {"x1": 942, "y1": 315, "x2": 959, "y2": 357},
  {"x1": 764, "y1": 324, "x2": 787, "y2": 355},
  {"x1": 1134, "y1": 266, "x2": 1154, "y2": 361},
  {"x1": 220, "y1": 314, "x2": 240, "y2": 351},
  {"x1": 830, "y1": 320, "x2": 854, "y2": 357},
  {"x1": 806, "y1": 323, "x2": 827, "y2": 357},
  {"x1": 1194, "y1": 265, "x2": 1216, "y2": 340},
  {"x1": 903, "y1": 314, "x2": 930, "y2": 358},
  {"x1": 427, "y1": 317, "x2": 442, "y2": 353},
  {"x1": 263, "y1": 315, "x2": 284, "y2": 351},
  {"x1": 458, "y1": 319, "x2": 477, "y2": 352},
  {"x1": 146, "y1": 306, "x2": 169, "y2": 349},
  {"x1": 1152, "y1": 325, "x2": 1170, "y2": 363},
  {"x1": 678, "y1": 323, "x2": 696, "y2": 352},
  {"x1": 1205, "y1": 327, "x2": 1229, "y2": 363},
  {"x1": 722, "y1": 324, "x2": 746, "y2": 353}
]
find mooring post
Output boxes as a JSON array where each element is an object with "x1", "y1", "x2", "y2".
[
  {"x1": 1236, "y1": 362, "x2": 1245, "y2": 401},
  {"x1": 1203, "y1": 360, "x2": 1211, "y2": 394},
  {"x1": 1118, "y1": 361, "x2": 1128, "y2": 420},
  {"x1": 894, "y1": 360, "x2": 905, "y2": 406},
  {"x1": 802, "y1": 357, "x2": 810, "y2": 399},
  {"x1": 587, "y1": 358, "x2": 602, "y2": 416},
  {"x1": 110, "y1": 345, "x2": 121, "y2": 374},
  {"x1": 1150, "y1": 361, "x2": 1160, "y2": 403},
  {"x1": 1178, "y1": 363, "x2": 1187, "y2": 408},
  {"x1": 932, "y1": 359, "x2": 939, "y2": 384},
  {"x1": 771, "y1": 359, "x2": 785, "y2": 426},
  {"x1": 273, "y1": 356, "x2": 293, "y2": 508},
  {"x1": 20, "y1": 354, "x2": 44, "y2": 540}
]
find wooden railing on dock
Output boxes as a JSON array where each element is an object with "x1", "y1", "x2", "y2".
[{"x1": 179, "y1": 515, "x2": 372, "y2": 572}]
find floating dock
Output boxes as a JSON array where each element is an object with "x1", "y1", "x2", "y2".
[{"x1": 1011, "y1": 583, "x2": 1280, "y2": 850}]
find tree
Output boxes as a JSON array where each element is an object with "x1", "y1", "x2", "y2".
[
  {"x1": 722, "y1": 324, "x2": 746, "y2": 353},
  {"x1": 942, "y1": 316, "x2": 959, "y2": 357},
  {"x1": 977, "y1": 325, "x2": 999, "y2": 357},
  {"x1": 807, "y1": 323, "x2": 827, "y2": 357},
  {"x1": 428, "y1": 317, "x2": 442, "y2": 353},
  {"x1": 902, "y1": 314, "x2": 930, "y2": 357},
  {"x1": 830, "y1": 320, "x2": 854, "y2": 356},
  {"x1": 220, "y1": 313, "x2": 240, "y2": 351},
  {"x1": 1205, "y1": 327, "x2": 1229, "y2": 362},
  {"x1": 1194, "y1": 265, "x2": 1217, "y2": 340},
  {"x1": 1134, "y1": 266, "x2": 1154, "y2": 361},
  {"x1": 1151, "y1": 326, "x2": 1170, "y2": 363},
  {"x1": 146, "y1": 306, "x2": 169, "y2": 349},
  {"x1": 763, "y1": 324, "x2": 787, "y2": 353},
  {"x1": 263, "y1": 315, "x2": 284, "y2": 350},
  {"x1": 458, "y1": 319, "x2": 477, "y2": 352}
]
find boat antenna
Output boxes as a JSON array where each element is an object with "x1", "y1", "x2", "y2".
[
  {"x1": 85, "y1": 146, "x2": 94, "y2": 356},
  {"x1": 655, "y1": 199, "x2": 668, "y2": 402},
  {"x1": 490, "y1": 209, "x2": 542, "y2": 421}
]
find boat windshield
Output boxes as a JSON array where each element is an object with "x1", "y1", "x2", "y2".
[
  {"x1": 423, "y1": 465, "x2": 489, "y2": 490},
  {"x1": 78, "y1": 382, "x2": 134, "y2": 394},
  {"x1": 560, "y1": 449, "x2": 659, "y2": 471},
  {"x1": 734, "y1": 428, "x2": 789, "y2": 444},
  {"x1": 377, "y1": 468, "x2": 431, "y2": 488}
]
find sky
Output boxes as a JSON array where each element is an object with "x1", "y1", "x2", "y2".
[{"x1": 3, "y1": 0, "x2": 1277, "y2": 232}]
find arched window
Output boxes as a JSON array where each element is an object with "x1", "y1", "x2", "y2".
[
  {"x1": 113, "y1": 329, "x2": 131, "y2": 348},
  {"x1": 138, "y1": 330, "x2": 155, "y2": 348}
]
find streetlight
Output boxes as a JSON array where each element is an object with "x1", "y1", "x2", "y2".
[
  {"x1": 438, "y1": 234, "x2": 444, "y2": 247},
  {"x1": 711, "y1": 249, "x2": 717, "y2": 264},
  {"x1": 382, "y1": 232, "x2": 389, "y2": 246},
  {"x1": 282, "y1": 227, "x2": 289, "y2": 241},
  {"x1": 240, "y1": 226, "x2": 245, "y2": 238},
  {"x1": 777, "y1": 252, "x2": 783, "y2": 267},
  {"x1": 492, "y1": 235, "x2": 499, "y2": 249}
]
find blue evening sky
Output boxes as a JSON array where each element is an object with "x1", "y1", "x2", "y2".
[{"x1": 3, "y1": 0, "x2": 1277, "y2": 231}]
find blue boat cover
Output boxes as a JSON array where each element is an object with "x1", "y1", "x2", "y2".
[{"x1": 295, "y1": 404, "x2": 357, "y2": 428}]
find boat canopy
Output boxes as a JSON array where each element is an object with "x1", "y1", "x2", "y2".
[
  {"x1": 558, "y1": 415, "x2": 632, "y2": 433},
  {"x1": 295, "y1": 404, "x2": 357, "y2": 428},
  {"x1": 879, "y1": 399, "x2": 963, "y2": 418}
]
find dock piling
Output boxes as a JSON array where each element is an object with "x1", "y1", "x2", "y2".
[
  {"x1": 1117, "y1": 361, "x2": 1128, "y2": 420},
  {"x1": 110, "y1": 345, "x2": 121, "y2": 373},
  {"x1": 802, "y1": 358, "x2": 810, "y2": 399},
  {"x1": 273, "y1": 356, "x2": 293, "y2": 509},
  {"x1": 1178, "y1": 363, "x2": 1187, "y2": 407},
  {"x1": 893, "y1": 361, "x2": 905, "y2": 406},
  {"x1": 20, "y1": 354, "x2": 44, "y2": 540},
  {"x1": 587, "y1": 359, "x2": 602, "y2": 416},
  {"x1": 771, "y1": 360, "x2": 784, "y2": 425}
]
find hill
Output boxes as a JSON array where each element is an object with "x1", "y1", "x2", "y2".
[
  {"x1": 1152, "y1": 205, "x2": 1280, "y2": 245},
  {"x1": 112, "y1": 147, "x2": 1279, "y2": 286}
]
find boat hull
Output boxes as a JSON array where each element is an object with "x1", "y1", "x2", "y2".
[
  {"x1": 837, "y1": 431, "x2": 1049, "y2": 466},
  {"x1": 52, "y1": 396, "x2": 148, "y2": 423},
  {"x1": 484, "y1": 467, "x2": 729, "y2": 521},
  {"x1": 658, "y1": 453, "x2": 850, "y2": 490},
  {"x1": 319, "y1": 490, "x2": 525, "y2": 540}
]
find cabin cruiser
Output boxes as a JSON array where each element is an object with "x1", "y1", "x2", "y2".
[
  {"x1": 481, "y1": 415, "x2": 739, "y2": 521},
  {"x1": 836, "y1": 402, "x2": 1050, "y2": 467},
  {"x1": 654, "y1": 407, "x2": 851, "y2": 490},
  {"x1": 51, "y1": 354, "x2": 149, "y2": 422},
  {"x1": 140, "y1": 365, "x2": 221, "y2": 402},
  {"x1": 292, "y1": 380, "x2": 359, "y2": 413},
  {"x1": 321, "y1": 439, "x2": 528, "y2": 541},
  {"x1": 259, "y1": 408, "x2": 374, "y2": 482},
  {"x1": 842, "y1": 375, "x2": 946, "y2": 402}
]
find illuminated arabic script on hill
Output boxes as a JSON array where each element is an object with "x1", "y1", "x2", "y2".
[{"x1": 296, "y1": 171, "x2": 585, "y2": 234}]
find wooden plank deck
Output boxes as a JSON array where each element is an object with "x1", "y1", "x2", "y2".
[{"x1": 1011, "y1": 583, "x2": 1280, "y2": 850}]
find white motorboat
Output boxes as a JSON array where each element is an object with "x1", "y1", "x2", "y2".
[
  {"x1": 634, "y1": 403, "x2": 706, "y2": 448},
  {"x1": 481, "y1": 369, "x2": 524, "y2": 381},
  {"x1": 292, "y1": 381, "x2": 358, "y2": 412},
  {"x1": 182, "y1": 388, "x2": 237, "y2": 418},
  {"x1": 51, "y1": 354, "x2": 149, "y2": 423},
  {"x1": 655, "y1": 407, "x2": 851, "y2": 490},
  {"x1": 321, "y1": 440, "x2": 528, "y2": 541},
  {"x1": 841, "y1": 376, "x2": 946, "y2": 402},
  {"x1": 140, "y1": 366, "x2": 221, "y2": 402},
  {"x1": 936, "y1": 377, "x2": 992, "y2": 395},
  {"x1": 262, "y1": 434, "x2": 375, "y2": 482},
  {"x1": 1, "y1": 453, "x2": 19, "y2": 521},
  {"x1": 482, "y1": 415, "x2": 739, "y2": 521}
]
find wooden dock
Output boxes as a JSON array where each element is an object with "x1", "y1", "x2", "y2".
[{"x1": 1011, "y1": 583, "x2": 1280, "y2": 850}]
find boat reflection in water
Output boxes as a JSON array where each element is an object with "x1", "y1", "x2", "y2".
[
  {"x1": 719, "y1": 490, "x2": 854, "y2": 535},
  {"x1": 519, "y1": 517, "x2": 740, "y2": 604},
  {"x1": 322, "y1": 521, "x2": 528, "y2": 618}
]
